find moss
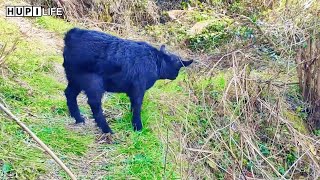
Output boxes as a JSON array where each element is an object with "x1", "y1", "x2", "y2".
[{"x1": 283, "y1": 110, "x2": 308, "y2": 134}]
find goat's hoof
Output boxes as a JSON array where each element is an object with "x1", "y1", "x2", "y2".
[
  {"x1": 68, "y1": 121, "x2": 85, "y2": 131},
  {"x1": 74, "y1": 122, "x2": 85, "y2": 127},
  {"x1": 75, "y1": 119, "x2": 85, "y2": 124},
  {"x1": 101, "y1": 126, "x2": 114, "y2": 134},
  {"x1": 133, "y1": 127, "x2": 142, "y2": 132},
  {"x1": 101, "y1": 128, "x2": 113, "y2": 134},
  {"x1": 133, "y1": 125, "x2": 142, "y2": 131}
]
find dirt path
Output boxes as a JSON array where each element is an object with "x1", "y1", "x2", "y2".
[
  {"x1": 0, "y1": 8, "x2": 67, "y2": 86},
  {"x1": 2, "y1": 15, "x2": 63, "y2": 50},
  {"x1": 0, "y1": 9, "x2": 113, "y2": 179},
  {"x1": 0, "y1": 9, "x2": 184, "y2": 179}
]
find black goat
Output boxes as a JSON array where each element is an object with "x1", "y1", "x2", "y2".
[{"x1": 63, "y1": 28, "x2": 193, "y2": 134}]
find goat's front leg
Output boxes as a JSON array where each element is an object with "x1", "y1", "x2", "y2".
[
  {"x1": 87, "y1": 92, "x2": 113, "y2": 134},
  {"x1": 83, "y1": 75, "x2": 113, "y2": 134},
  {"x1": 129, "y1": 90, "x2": 145, "y2": 131}
]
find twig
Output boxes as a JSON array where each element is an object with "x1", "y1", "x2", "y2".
[
  {"x1": 0, "y1": 39, "x2": 19, "y2": 66},
  {"x1": 242, "y1": 133, "x2": 285, "y2": 179},
  {"x1": 0, "y1": 103, "x2": 77, "y2": 180},
  {"x1": 235, "y1": 14, "x2": 277, "y2": 50},
  {"x1": 163, "y1": 128, "x2": 169, "y2": 180},
  {"x1": 87, "y1": 151, "x2": 109, "y2": 165},
  {"x1": 206, "y1": 49, "x2": 243, "y2": 77},
  {"x1": 283, "y1": 139, "x2": 320, "y2": 177}
]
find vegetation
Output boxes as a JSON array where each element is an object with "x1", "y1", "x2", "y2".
[{"x1": 0, "y1": 0, "x2": 320, "y2": 179}]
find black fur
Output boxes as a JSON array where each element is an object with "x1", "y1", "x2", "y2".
[{"x1": 63, "y1": 28, "x2": 193, "y2": 133}]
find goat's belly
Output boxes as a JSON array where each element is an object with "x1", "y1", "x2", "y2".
[{"x1": 103, "y1": 79, "x2": 129, "y2": 93}]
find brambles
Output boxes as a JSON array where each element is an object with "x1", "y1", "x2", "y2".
[
  {"x1": 187, "y1": 20, "x2": 233, "y2": 52},
  {"x1": 1, "y1": 0, "x2": 320, "y2": 179}
]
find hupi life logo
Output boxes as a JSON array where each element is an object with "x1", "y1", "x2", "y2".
[{"x1": 6, "y1": 6, "x2": 63, "y2": 17}]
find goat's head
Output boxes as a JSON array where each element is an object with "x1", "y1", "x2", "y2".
[{"x1": 159, "y1": 45, "x2": 193, "y2": 80}]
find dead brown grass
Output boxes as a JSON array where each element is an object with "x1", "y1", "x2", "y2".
[
  {"x1": 0, "y1": 38, "x2": 18, "y2": 67},
  {"x1": 162, "y1": 1, "x2": 320, "y2": 179},
  {"x1": 25, "y1": 0, "x2": 320, "y2": 179},
  {"x1": 181, "y1": 47, "x2": 320, "y2": 178},
  {"x1": 31, "y1": 0, "x2": 160, "y2": 34}
]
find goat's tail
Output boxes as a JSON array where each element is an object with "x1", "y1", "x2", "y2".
[
  {"x1": 64, "y1": 28, "x2": 82, "y2": 47},
  {"x1": 63, "y1": 28, "x2": 81, "y2": 68}
]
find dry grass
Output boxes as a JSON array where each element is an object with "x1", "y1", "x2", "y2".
[
  {"x1": 183, "y1": 49, "x2": 320, "y2": 179},
  {"x1": 7, "y1": 0, "x2": 320, "y2": 179},
  {"x1": 0, "y1": 38, "x2": 18, "y2": 67},
  {"x1": 158, "y1": 0, "x2": 320, "y2": 179},
  {"x1": 30, "y1": 0, "x2": 161, "y2": 34}
]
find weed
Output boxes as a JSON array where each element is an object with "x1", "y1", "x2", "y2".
[
  {"x1": 35, "y1": 16, "x2": 75, "y2": 36},
  {"x1": 0, "y1": 17, "x2": 91, "y2": 179},
  {"x1": 187, "y1": 20, "x2": 233, "y2": 52},
  {"x1": 1, "y1": 0, "x2": 320, "y2": 179}
]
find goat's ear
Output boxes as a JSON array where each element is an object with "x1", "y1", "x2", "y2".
[
  {"x1": 182, "y1": 60, "x2": 193, "y2": 67},
  {"x1": 160, "y1": 44, "x2": 166, "y2": 52}
]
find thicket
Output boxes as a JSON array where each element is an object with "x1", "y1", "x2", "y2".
[{"x1": 4, "y1": 0, "x2": 320, "y2": 178}]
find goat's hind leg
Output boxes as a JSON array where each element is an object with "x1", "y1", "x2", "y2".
[{"x1": 65, "y1": 83, "x2": 85, "y2": 124}]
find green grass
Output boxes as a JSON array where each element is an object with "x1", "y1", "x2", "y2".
[
  {"x1": 1, "y1": 3, "x2": 316, "y2": 179},
  {"x1": 33, "y1": 15, "x2": 195, "y2": 179},
  {"x1": 35, "y1": 16, "x2": 75, "y2": 36},
  {"x1": 33, "y1": 125, "x2": 94, "y2": 155},
  {"x1": 98, "y1": 83, "x2": 187, "y2": 179},
  {"x1": 0, "y1": 17, "x2": 94, "y2": 179},
  {"x1": 0, "y1": 14, "x2": 194, "y2": 179}
]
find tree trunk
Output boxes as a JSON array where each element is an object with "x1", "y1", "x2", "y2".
[{"x1": 296, "y1": 30, "x2": 320, "y2": 130}]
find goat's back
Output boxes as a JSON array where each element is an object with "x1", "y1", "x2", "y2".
[
  {"x1": 63, "y1": 28, "x2": 158, "y2": 71},
  {"x1": 63, "y1": 28, "x2": 120, "y2": 74},
  {"x1": 63, "y1": 28, "x2": 162, "y2": 87}
]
